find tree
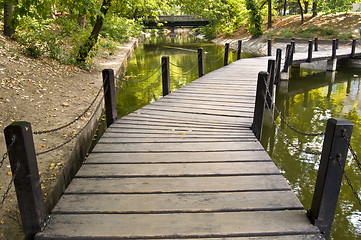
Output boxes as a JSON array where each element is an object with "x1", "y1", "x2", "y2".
[
  {"x1": 297, "y1": 0, "x2": 304, "y2": 24},
  {"x1": 246, "y1": 0, "x2": 263, "y2": 37},
  {"x1": 4, "y1": 0, "x2": 16, "y2": 37},
  {"x1": 77, "y1": 0, "x2": 111, "y2": 63}
]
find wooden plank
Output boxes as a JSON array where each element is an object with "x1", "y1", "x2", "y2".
[
  {"x1": 110, "y1": 122, "x2": 250, "y2": 131},
  {"x1": 148, "y1": 101, "x2": 254, "y2": 112},
  {"x1": 35, "y1": 211, "x2": 319, "y2": 239},
  {"x1": 65, "y1": 175, "x2": 290, "y2": 193},
  {"x1": 99, "y1": 137, "x2": 256, "y2": 144},
  {"x1": 91, "y1": 141, "x2": 264, "y2": 153},
  {"x1": 76, "y1": 162, "x2": 281, "y2": 177},
  {"x1": 85, "y1": 151, "x2": 272, "y2": 163},
  {"x1": 52, "y1": 191, "x2": 303, "y2": 214}
]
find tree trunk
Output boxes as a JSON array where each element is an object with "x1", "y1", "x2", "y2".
[
  {"x1": 77, "y1": 0, "x2": 111, "y2": 63},
  {"x1": 312, "y1": 1, "x2": 317, "y2": 17},
  {"x1": 304, "y1": 0, "x2": 309, "y2": 13},
  {"x1": 283, "y1": 0, "x2": 287, "y2": 16},
  {"x1": 4, "y1": 0, "x2": 15, "y2": 37},
  {"x1": 268, "y1": 0, "x2": 272, "y2": 29},
  {"x1": 297, "y1": 0, "x2": 304, "y2": 24}
]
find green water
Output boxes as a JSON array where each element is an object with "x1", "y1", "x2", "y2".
[
  {"x1": 261, "y1": 67, "x2": 361, "y2": 239},
  {"x1": 117, "y1": 33, "x2": 248, "y2": 117}
]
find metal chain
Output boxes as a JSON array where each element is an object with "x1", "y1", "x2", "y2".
[
  {"x1": 169, "y1": 55, "x2": 198, "y2": 68},
  {"x1": 36, "y1": 92, "x2": 105, "y2": 156},
  {"x1": 33, "y1": 85, "x2": 104, "y2": 135},
  {"x1": 119, "y1": 71, "x2": 163, "y2": 93},
  {"x1": 206, "y1": 49, "x2": 225, "y2": 58},
  {"x1": 170, "y1": 61, "x2": 198, "y2": 76},
  {"x1": 263, "y1": 77, "x2": 325, "y2": 137},
  {"x1": 264, "y1": 94, "x2": 322, "y2": 156},
  {"x1": 0, "y1": 136, "x2": 15, "y2": 168},
  {"x1": 336, "y1": 159, "x2": 361, "y2": 206},
  {"x1": 0, "y1": 162, "x2": 20, "y2": 209},
  {"x1": 118, "y1": 66, "x2": 161, "y2": 84},
  {"x1": 206, "y1": 52, "x2": 224, "y2": 63},
  {"x1": 342, "y1": 135, "x2": 361, "y2": 172}
]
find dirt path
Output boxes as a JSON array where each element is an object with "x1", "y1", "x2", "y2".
[{"x1": 0, "y1": 34, "x2": 137, "y2": 239}]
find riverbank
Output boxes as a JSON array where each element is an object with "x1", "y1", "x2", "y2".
[{"x1": 0, "y1": 36, "x2": 138, "y2": 239}]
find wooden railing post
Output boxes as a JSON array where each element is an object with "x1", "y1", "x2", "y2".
[
  {"x1": 266, "y1": 59, "x2": 275, "y2": 109},
  {"x1": 351, "y1": 38, "x2": 356, "y2": 58},
  {"x1": 336, "y1": 38, "x2": 339, "y2": 49},
  {"x1": 314, "y1": 37, "x2": 319, "y2": 51},
  {"x1": 307, "y1": 40, "x2": 313, "y2": 63},
  {"x1": 102, "y1": 69, "x2": 118, "y2": 127},
  {"x1": 224, "y1": 43, "x2": 230, "y2": 66},
  {"x1": 162, "y1": 56, "x2": 171, "y2": 96},
  {"x1": 267, "y1": 39, "x2": 272, "y2": 56},
  {"x1": 198, "y1": 48, "x2": 204, "y2": 77},
  {"x1": 252, "y1": 72, "x2": 268, "y2": 140},
  {"x1": 332, "y1": 39, "x2": 337, "y2": 59},
  {"x1": 4, "y1": 122, "x2": 47, "y2": 239},
  {"x1": 308, "y1": 118, "x2": 353, "y2": 240},
  {"x1": 290, "y1": 40, "x2": 295, "y2": 65},
  {"x1": 282, "y1": 44, "x2": 291, "y2": 72},
  {"x1": 274, "y1": 48, "x2": 282, "y2": 85},
  {"x1": 237, "y1": 40, "x2": 242, "y2": 60}
]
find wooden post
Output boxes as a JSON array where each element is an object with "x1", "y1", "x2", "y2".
[
  {"x1": 291, "y1": 37, "x2": 296, "y2": 53},
  {"x1": 237, "y1": 40, "x2": 242, "y2": 60},
  {"x1": 266, "y1": 59, "x2": 275, "y2": 109},
  {"x1": 4, "y1": 122, "x2": 47, "y2": 239},
  {"x1": 274, "y1": 48, "x2": 282, "y2": 85},
  {"x1": 314, "y1": 37, "x2": 318, "y2": 51},
  {"x1": 198, "y1": 48, "x2": 204, "y2": 78},
  {"x1": 307, "y1": 40, "x2": 313, "y2": 63},
  {"x1": 267, "y1": 39, "x2": 272, "y2": 56},
  {"x1": 290, "y1": 40, "x2": 295, "y2": 65},
  {"x1": 336, "y1": 38, "x2": 339, "y2": 49},
  {"x1": 252, "y1": 72, "x2": 268, "y2": 140},
  {"x1": 351, "y1": 38, "x2": 356, "y2": 58},
  {"x1": 224, "y1": 43, "x2": 230, "y2": 66},
  {"x1": 332, "y1": 39, "x2": 337, "y2": 59},
  {"x1": 282, "y1": 44, "x2": 291, "y2": 72},
  {"x1": 162, "y1": 56, "x2": 170, "y2": 96},
  {"x1": 308, "y1": 118, "x2": 353, "y2": 240},
  {"x1": 102, "y1": 69, "x2": 118, "y2": 127}
]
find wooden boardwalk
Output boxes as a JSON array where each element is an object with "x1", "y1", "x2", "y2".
[{"x1": 35, "y1": 46, "x2": 360, "y2": 239}]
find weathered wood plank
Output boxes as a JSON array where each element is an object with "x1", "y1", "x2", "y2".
[
  {"x1": 85, "y1": 150, "x2": 272, "y2": 163},
  {"x1": 76, "y1": 162, "x2": 281, "y2": 177},
  {"x1": 35, "y1": 211, "x2": 319, "y2": 239},
  {"x1": 52, "y1": 191, "x2": 303, "y2": 214},
  {"x1": 65, "y1": 175, "x2": 290, "y2": 193},
  {"x1": 91, "y1": 141, "x2": 263, "y2": 153}
]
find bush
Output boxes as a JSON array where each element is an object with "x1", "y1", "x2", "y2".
[{"x1": 101, "y1": 16, "x2": 143, "y2": 43}]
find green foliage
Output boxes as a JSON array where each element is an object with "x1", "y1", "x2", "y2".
[
  {"x1": 245, "y1": 0, "x2": 263, "y2": 38},
  {"x1": 101, "y1": 16, "x2": 143, "y2": 42},
  {"x1": 278, "y1": 29, "x2": 295, "y2": 38}
]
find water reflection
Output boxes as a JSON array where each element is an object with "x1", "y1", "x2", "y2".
[
  {"x1": 261, "y1": 66, "x2": 361, "y2": 239},
  {"x1": 117, "y1": 33, "x2": 248, "y2": 118}
]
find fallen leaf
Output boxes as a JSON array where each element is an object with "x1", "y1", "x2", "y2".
[
  {"x1": 61, "y1": 102, "x2": 70, "y2": 107},
  {"x1": 49, "y1": 163, "x2": 56, "y2": 170},
  {"x1": 38, "y1": 144, "x2": 46, "y2": 148},
  {"x1": 180, "y1": 132, "x2": 185, "y2": 135}
]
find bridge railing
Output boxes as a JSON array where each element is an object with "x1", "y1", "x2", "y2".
[
  {"x1": 252, "y1": 61, "x2": 361, "y2": 239},
  {"x1": 1, "y1": 69, "x2": 118, "y2": 238}
]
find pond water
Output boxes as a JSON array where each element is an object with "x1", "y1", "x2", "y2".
[
  {"x1": 117, "y1": 33, "x2": 361, "y2": 239},
  {"x1": 261, "y1": 66, "x2": 361, "y2": 239},
  {"x1": 116, "y1": 33, "x2": 249, "y2": 117}
]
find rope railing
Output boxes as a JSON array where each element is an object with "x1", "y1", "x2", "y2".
[
  {"x1": 170, "y1": 61, "x2": 199, "y2": 76},
  {"x1": 206, "y1": 51, "x2": 225, "y2": 63},
  {"x1": 33, "y1": 85, "x2": 104, "y2": 135},
  {"x1": 119, "y1": 69, "x2": 163, "y2": 93},
  {"x1": 169, "y1": 55, "x2": 198, "y2": 68},
  {"x1": 118, "y1": 65, "x2": 162, "y2": 84},
  {"x1": 0, "y1": 162, "x2": 20, "y2": 209},
  {"x1": 263, "y1": 77, "x2": 325, "y2": 137},
  {"x1": 36, "y1": 90, "x2": 106, "y2": 156}
]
